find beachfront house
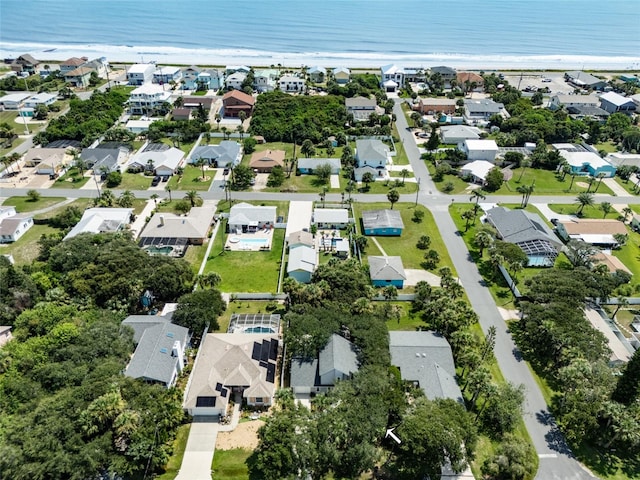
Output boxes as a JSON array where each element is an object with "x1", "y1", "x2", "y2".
[
  {"x1": 308, "y1": 66, "x2": 326, "y2": 83},
  {"x1": 254, "y1": 69, "x2": 279, "y2": 92},
  {"x1": 278, "y1": 75, "x2": 305, "y2": 93},
  {"x1": 59, "y1": 57, "x2": 86, "y2": 74},
  {"x1": 564, "y1": 71, "x2": 607, "y2": 91},
  {"x1": 10, "y1": 54, "x2": 39, "y2": 74},
  {"x1": 153, "y1": 66, "x2": 182, "y2": 85},
  {"x1": 332, "y1": 67, "x2": 351, "y2": 84},
  {"x1": 456, "y1": 72, "x2": 484, "y2": 92},
  {"x1": 369, "y1": 256, "x2": 406, "y2": 288},
  {"x1": 127, "y1": 63, "x2": 155, "y2": 85},
  {"x1": 228, "y1": 203, "x2": 277, "y2": 233},
  {"x1": 380, "y1": 64, "x2": 405, "y2": 92},
  {"x1": 190, "y1": 141, "x2": 242, "y2": 168}
]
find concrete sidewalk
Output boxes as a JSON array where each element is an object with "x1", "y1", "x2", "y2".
[
  {"x1": 603, "y1": 178, "x2": 629, "y2": 197},
  {"x1": 129, "y1": 199, "x2": 156, "y2": 239}
]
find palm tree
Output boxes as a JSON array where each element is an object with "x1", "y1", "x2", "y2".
[
  {"x1": 474, "y1": 230, "x2": 494, "y2": 257},
  {"x1": 197, "y1": 272, "x2": 222, "y2": 289},
  {"x1": 621, "y1": 207, "x2": 633, "y2": 224},
  {"x1": 195, "y1": 157, "x2": 206, "y2": 180},
  {"x1": 612, "y1": 296, "x2": 629, "y2": 317},
  {"x1": 165, "y1": 186, "x2": 172, "y2": 202},
  {"x1": 221, "y1": 126, "x2": 228, "y2": 140},
  {"x1": 319, "y1": 186, "x2": 327, "y2": 208},
  {"x1": 362, "y1": 172, "x2": 374, "y2": 191},
  {"x1": 150, "y1": 193, "x2": 159, "y2": 209},
  {"x1": 560, "y1": 162, "x2": 571, "y2": 181},
  {"x1": 600, "y1": 201, "x2": 612, "y2": 219},
  {"x1": 585, "y1": 176, "x2": 596, "y2": 193},
  {"x1": 594, "y1": 172, "x2": 607, "y2": 193},
  {"x1": 238, "y1": 110, "x2": 247, "y2": 125},
  {"x1": 462, "y1": 209, "x2": 475, "y2": 232},
  {"x1": 400, "y1": 168, "x2": 409, "y2": 185},
  {"x1": 184, "y1": 190, "x2": 202, "y2": 207},
  {"x1": 387, "y1": 189, "x2": 400, "y2": 209},
  {"x1": 575, "y1": 192, "x2": 594, "y2": 216},
  {"x1": 236, "y1": 125, "x2": 244, "y2": 140},
  {"x1": 117, "y1": 190, "x2": 135, "y2": 208},
  {"x1": 568, "y1": 172, "x2": 577, "y2": 191},
  {"x1": 470, "y1": 189, "x2": 486, "y2": 205},
  {"x1": 215, "y1": 113, "x2": 221, "y2": 131}
]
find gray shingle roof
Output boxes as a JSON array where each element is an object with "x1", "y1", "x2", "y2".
[
  {"x1": 80, "y1": 148, "x2": 121, "y2": 169},
  {"x1": 485, "y1": 206, "x2": 560, "y2": 248},
  {"x1": 389, "y1": 331, "x2": 463, "y2": 402},
  {"x1": 369, "y1": 256, "x2": 406, "y2": 281},
  {"x1": 191, "y1": 141, "x2": 241, "y2": 165},
  {"x1": 290, "y1": 334, "x2": 358, "y2": 389},
  {"x1": 356, "y1": 139, "x2": 389, "y2": 163},
  {"x1": 464, "y1": 99, "x2": 504, "y2": 114},
  {"x1": 362, "y1": 209, "x2": 404, "y2": 230}
]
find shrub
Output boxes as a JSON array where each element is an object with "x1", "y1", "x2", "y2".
[{"x1": 105, "y1": 171, "x2": 122, "y2": 188}]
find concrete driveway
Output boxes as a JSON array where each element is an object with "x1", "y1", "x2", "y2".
[{"x1": 175, "y1": 420, "x2": 219, "y2": 480}]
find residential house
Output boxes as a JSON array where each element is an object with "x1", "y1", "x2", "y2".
[
  {"x1": 0, "y1": 326, "x2": 12, "y2": 347},
  {"x1": 184, "y1": 69, "x2": 222, "y2": 91},
  {"x1": 25, "y1": 148, "x2": 69, "y2": 174},
  {"x1": 566, "y1": 105, "x2": 610, "y2": 122},
  {"x1": 190, "y1": 141, "x2": 242, "y2": 168},
  {"x1": 82, "y1": 58, "x2": 109, "y2": 78},
  {"x1": 456, "y1": 71, "x2": 484, "y2": 92},
  {"x1": 557, "y1": 150, "x2": 617, "y2": 177},
  {"x1": 126, "y1": 63, "x2": 156, "y2": 85},
  {"x1": 254, "y1": 69, "x2": 279, "y2": 92},
  {"x1": 127, "y1": 146, "x2": 184, "y2": 175},
  {"x1": 345, "y1": 95, "x2": 377, "y2": 119},
  {"x1": 592, "y1": 251, "x2": 632, "y2": 275},
  {"x1": 287, "y1": 230, "x2": 314, "y2": 249},
  {"x1": 290, "y1": 334, "x2": 358, "y2": 396},
  {"x1": 80, "y1": 147, "x2": 127, "y2": 173},
  {"x1": 0, "y1": 206, "x2": 33, "y2": 243},
  {"x1": 10, "y1": 54, "x2": 39, "y2": 74},
  {"x1": 23, "y1": 93, "x2": 57, "y2": 109},
  {"x1": 183, "y1": 333, "x2": 280, "y2": 417},
  {"x1": 307, "y1": 66, "x2": 326, "y2": 83},
  {"x1": 430, "y1": 66, "x2": 457, "y2": 85},
  {"x1": 249, "y1": 149, "x2": 285, "y2": 173},
  {"x1": 389, "y1": 331, "x2": 463, "y2": 402},
  {"x1": 59, "y1": 57, "x2": 86, "y2": 74},
  {"x1": 440, "y1": 125, "x2": 481, "y2": 144},
  {"x1": 549, "y1": 94, "x2": 600, "y2": 110},
  {"x1": 128, "y1": 84, "x2": 172, "y2": 115},
  {"x1": 460, "y1": 139, "x2": 499, "y2": 162},
  {"x1": 463, "y1": 99, "x2": 507, "y2": 125},
  {"x1": 225, "y1": 71, "x2": 247, "y2": 90},
  {"x1": 380, "y1": 64, "x2": 405, "y2": 92},
  {"x1": 287, "y1": 245, "x2": 317, "y2": 283},
  {"x1": 606, "y1": 153, "x2": 640, "y2": 169},
  {"x1": 181, "y1": 66, "x2": 201, "y2": 89},
  {"x1": 182, "y1": 96, "x2": 214, "y2": 111},
  {"x1": 332, "y1": 67, "x2": 350, "y2": 84},
  {"x1": 556, "y1": 219, "x2": 628, "y2": 248},
  {"x1": 64, "y1": 66, "x2": 94, "y2": 87},
  {"x1": 369, "y1": 256, "x2": 406, "y2": 288},
  {"x1": 0, "y1": 93, "x2": 31, "y2": 110},
  {"x1": 222, "y1": 90, "x2": 255, "y2": 118},
  {"x1": 354, "y1": 138, "x2": 390, "y2": 181},
  {"x1": 279, "y1": 75, "x2": 305, "y2": 93},
  {"x1": 564, "y1": 71, "x2": 608, "y2": 90},
  {"x1": 225, "y1": 65, "x2": 251, "y2": 75},
  {"x1": 297, "y1": 158, "x2": 341, "y2": 174},
  {"x1": 313, "y1": 208, "x2": 349, "y2": 230},
  {"x1": 172, "y1": 107, "x2": 192, "y2": 121},
  {"x1": 228, "y1": 203, "x2": 277, "y2": 233},
  {"x1": 362, "y1": 209, "x2": 404, "y2": 236},
  {"x1": 403, "y1": 68, "x2": 427, "y2": 83},
  {"x1": 414, "y1": 97, "x2": 457, "y2": 115},
  {"x1": 139, "y1": 207, "x2": 215, "y2": 246},
  {"x1": 227, "y1": 313, "x2": 281, "y2": 335},
  {"x1": 125, "y1": 118, "x2": 158, "y2": 134},
  {"x1": 121, "y1": 315, "x2": 189, "y2": 388},
  {"x1": 335, "y1": 238, "x2": 349, "y2": 259},
  {"x1": 599, "y1": 92, "x2": 636, "y2": 114},
  {"x1": 460, "y1": 160, "x2": 496, "y2": 185},
  {"x1": 64, "y1": 208, "x2": 134, "y2": 240},
  {"x1": 153, "y1": 66, "x2": 182, "y2": 85},
  {"x1": 485, "y1": 206, "x2": 561, "y2": 266}
]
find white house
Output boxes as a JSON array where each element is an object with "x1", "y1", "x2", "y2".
[
  {"x1": 64, "y1": 208, "x2": 134, "y2": 240},
  {"x1": 153, "y1": 66, "x2": 182, "y2": 85},
  {"x1": 125, "y1": 117, "x2": 159, "y2": 134},
  {"x1": 287, "y1": 245, "x2": 317, "y2": 283},
  {"x1": 0, "y1": 93, "x2": 31, "y2": 110},
  {"x1": 313, "y1": 208, "x2": 349, "y2": 229},
  {"x1": 126, "y1": 63, "x2": 156, "y2": 85},
  {"x1": 228, "y1": 203, "x2": 277, "y2": 233},
  {"x1": 354, "y1": 138, "x2": 391, "y2": 181},
  {"x1": 333, "y1": 67, "x2": 350, "y2": 84},
  {"x1": 128, "y1": 84, "x2": 172, "y2": 115},
  {"x1": 440, "y1": 125, "x2": 481, "y2": 144},
  {"x1": 0, "y1": 206, "x2": 33, "y2": 243},
  {"x1": 254, "y1": 69, "x2": 279, "y2": 92},
  {"x1": 460, "y1": 139, "x2": 499, "y2": 162},
  {"x1": 278, "y1": 75, "x2": 305, "y2": 93},
  {"x1": 128, "y1": 147, "x2": 184, "y2": 176},
  {"x1": 460, "y1": 160, "x2": 496, "y2": 184},
  {"x1": 599, "y1": 92, "x2": 636, "y2": 114},
  {"x1": 380, "y1": 64, "x2": 405, "y2": 92},
  {"x1": 549, "y1": 94, "x2": 600, "y2": 110},
  {"x1": 225, "y1": 71, "x2": 247, "y2": 90},
  {"x1": 190, "y1": 141, "x2": 242, "y2": 168},
  {"x1": 24, "y1": 93, "x2": 57, "y2": 109}
]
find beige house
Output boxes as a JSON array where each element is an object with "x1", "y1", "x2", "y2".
[{"x1": 249, "y1": 149, "x2": 285, "y2": 173}]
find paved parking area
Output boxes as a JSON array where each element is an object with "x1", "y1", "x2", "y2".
[{"x1": 175, "y1": 421, "x2": 218, "y2": 480}]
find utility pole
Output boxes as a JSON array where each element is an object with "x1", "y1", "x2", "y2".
[{"x1": 415, "y1": 177, "x2": 421, "y2": 206}]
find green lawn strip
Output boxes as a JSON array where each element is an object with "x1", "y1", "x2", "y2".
[
  {"x1": 263, "y1": 172, "x2": 335, "y2": 194},
  {"x1": 183, "y1": 244, "x2": 208, "y2": 273},
  {"x1": 50, "y1": 167, "x2": 91, "y2": 189},
  {"x1": 117, "y1": 172, "x2": 153, "y2": 190},
  {"x1": 385, "y1": 301, "x2": 422, "y2": 331},
  {"x1": 391, "y1": 124, "x2": 410, "y2": 165},
  {"x1": 156, "y1": 423, "x2": 191, "y2": 480},
  {"x1": 389, "y1": 170, "x2": 415, "y2": 179},
  {"x1": 631, "y1": 205, "x2": 640, "y2": 215},
  {"x1": 361, "y1": 179, "x2": 418, "y2": 194},
  {"x1": 605, "y1": 308, "x2": 637, "y2": 338},
  {"x1": 547, "y1": 203, "x2": 621, "y2": 219},
  {"x1": 594, "y1": 142, "x2": 618, "y2": 154},
  {"x1": 204, "y1": 226, "x2": 285, "y2": 293},
  {"x1": 3, "y1": 196, "x2": 65, "y2": 213},
  {"x1": 353, "y1": 202, "x2": 455, "y2": 274},
  {"x1": 32, "y1": 198, "x2": 93, "y2": 220},
  {"x1": 612, "y1": 229, "x2": 640, "y2": 280},
  {"x1": 0, "y1": 224, "x2": 60, "y2": 264},
  {"x1": 426, "y1": 162, "x2": 471, "y2": 194},
  {"x1": 494, "y1": 168, "x2": 614, "y2": 196},
  {"x1": 211, "y1": 448, "x2": 252, "y2": 480},
  {"x1": 217, "y1": 300, "x2": 285, "y2": 333},
  {"x1": 167, "y1": 165, "x2": 213, "y2": 191},
  {"x1": 613, "y1": 177, "x2": 640, "y2": 196},
  {"x1": 0, "y1": 136, "x2": 26, "y2": 157}
]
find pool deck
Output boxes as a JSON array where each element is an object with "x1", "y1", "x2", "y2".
[{"x1": 225, "y1": 230, "x2": 274, "y2": 251}]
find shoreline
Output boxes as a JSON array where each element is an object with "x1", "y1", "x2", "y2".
[{"x1": 2, "y1": 42, "x2": 639, "y2": 72}]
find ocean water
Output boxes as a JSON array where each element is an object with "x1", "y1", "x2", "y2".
[{"x1": 1, "y1": 0, "x2": 639, "y2": 69}]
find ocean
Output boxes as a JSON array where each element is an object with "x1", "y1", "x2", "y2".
[{"x1": 1, "y1": 0, "x2": 639, "y2": 69}]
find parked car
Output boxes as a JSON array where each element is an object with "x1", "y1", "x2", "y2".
[
  {"x1": 541, "y1": 77, "x2": 552, "y2": 83},
  {"x1": 151, "y1": 176, "x2": 161, "y2": 186},
  {"x1": 223, "y1": 168, "x2": 230, "y2": 175},
  {"x1": 161, "y1": 175, "x2": 169, "y2": 182}
]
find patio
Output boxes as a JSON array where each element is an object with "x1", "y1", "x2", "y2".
[{"x1": 224, "y1": 229, "x2": 274, "y2": 251}]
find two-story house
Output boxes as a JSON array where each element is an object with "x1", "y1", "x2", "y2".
[
  {"x1": 128, "y1": 84, "x2": 172, "y2": 115},
  {"x1": 153, "y1": 66, "x2": 182, "y2": 85},
  {"x1": 126, "y1": 63, "x2": 156, "y2": 85},
  {"x1": 254, "y1": 69, "x2": 279, "y2": 92},
  {"x1": 380, "y1": 64, "x2": 405, "y2": 92},
  {"x1": 225, "y1": 71, "x2": 247, "y2": 91},
  {"x1": 354, "y1": 138, "x2": 390, "y2": 181},
  {"x1": 278, "y1": 75, "x2": 305, "y2": 93}
]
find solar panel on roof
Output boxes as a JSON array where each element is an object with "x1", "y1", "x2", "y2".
[
  {"x1": 221, "y1": 388, "x2": 228, "y2": 398},
  {"x1": 260, "y1": 341, "x2": 270, "y2": 362},
  {"x1": 269, "y1": 339, "x2": 278, "y2": 360},
  {"x1": 196, "y1": 396, "x2": 216, "y2": 407},
  {"x1": 259, "y1": 361, "x2": 268, "y2": 368},
  {"x1": 266, "y1": 363, "x2": 276, "y2": 383},
  {"x1": 215, "y1": 382, "x2": 223, "y2": 392},
  {"x1": 251, "y1": 342, "x2": 261, "y2": 361}
]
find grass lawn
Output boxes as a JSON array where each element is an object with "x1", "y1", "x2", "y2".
[
  {"x1": 263, "y1": 172, "x2": 337, "y2": 193},
  {"x1": 0, "y1": 224, "x2": 60, "y2": 264},
  {"x1": 353, "y1": 202, "x2": 455, "y2": 274},
  {"x1": 218, "y1": 300, "x2": 286, "y2": 333},
  {"x1": 156, "y1": 424, "x2": 191, "y2": 480},
  {"x1": 427, "y1": 162, "x2": 471, "y2": 195},
  {"x1": 32, "y1": 198, "x2": 93, "y2": 220},
  {"x1": 50, "y1": 167, "x2": 91, "y2": 189},
  {"x1": 211, "y1": 448, "x2": 252, "y2": 480},
  {"x1": 612, "y1": 230, "x2": 640, "y2": 280},
  {"x1": 117, "y1": 172, "x2": 153, "y2": 190},
  {"x1": 361, "y1": 178, "x2": 418, "y2": 194},
  {"x1": 391, "y1": 124, "x2": 410, "y2": 165},
  {"x1": 594, "y1": 141, "x2": 618, "y2": 154},
  {"x1": 385, "y1": 302, "x2": 422, "y2": 331},
  {"x1": 612, "y1": 308, "x2": 639, "y2": 338},
  {"x1": 167, "y1": 165, "x2": 213, "y2": 191},
  {"x1": 547, "y1": 203, "x2": 622, "y2": 219},
  {"x1": 204, "y1": 226, "x2": 285, "y2": 293},
  {"x1": 183, "y1": 243, "x2": 208, "y2": 273},
  {"x1": 613, "y1": 177, "x2": 640, "y2": 196},
  {"x1": 494, "y1": 168, "x2": 614, "y2": 196},
  {"x1": 3, "y1": 196, "x2": 65, "y2": 213}
]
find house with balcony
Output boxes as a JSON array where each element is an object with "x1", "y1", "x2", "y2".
[
  {"x1": 254, "y1": 69, "x2": 279, "y2": 92},
  {"x1": 0, "y1": 93, "x2": 31, "y2": 110},
  {"x1": 380, "y1": 64, "x2": 405, "y2": 92},
  {"x1": 354, "y1": 138, "x2": 390, "y2": 181},
  {"x1": 279, "y1": 75, "x2": 305, "y2": 93},
  {"x1": 10, "y1": 54, "x2": 39, "y2": 74},
  {"x1": 153, "y1": 66, "x2": 182, "y2": 85},
  {"x1": 126, "y1": 63, "x2": 155, "y2": 85},
  {"x1": 346, "y1": 96, "x2": 379, "y2": 122},
  {"x1": 60, "y1": 57, "x2": 87, "y2": 74},
  {"x1": 456, "y1": 72, "x2": 484, "y2": 92},
  {"x1": 225, "y1": 71, "x2": 247, "y2": 90},
  {"x1": 128, "y1": 84, "x2": 172, "y2": 115},
  {"x1": 222, "y1": 90, "x2": 255, "y2": 118},
  {"x1": 332, "y1": 67, "x2": 350, "y2": 84},
  {"x1": 64, "y1": 67, "x2": 94, "y2": 88},
  {"x1": 308, "y1": 66, "x2": 326, "y2": 83},
  {"x1": 463, "y1": 98, "x2": 507, "y2": 125},
  {"x1": 24, "y1": 93, "x2": 57, "y2": 109},
  {"x1": 414, "y1": 97, "x2": 457, "y2": 115}
]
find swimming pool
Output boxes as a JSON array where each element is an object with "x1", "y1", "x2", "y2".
[
  {"x1": 144, "y1": 245, "x2": 174, "y2": 255},
  {"x1": 243, "y1": 326, "x2": 276, "y2": 334},
  {"x1": 238, "y1": 238, "x2": 269, "y2": 245}
]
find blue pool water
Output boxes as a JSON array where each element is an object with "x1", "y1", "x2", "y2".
[
  {"x1": 244, "y1": 326, "x2": 276, "y2": 334},
  {"x1": 239, "y1": 238, "x2": 268, "y2": 245}
]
